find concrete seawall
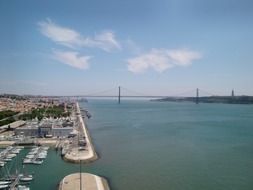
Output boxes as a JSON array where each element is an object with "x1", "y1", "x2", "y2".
[{"x1": 64, "y1": 102, "x2": 98, "y2": 163}]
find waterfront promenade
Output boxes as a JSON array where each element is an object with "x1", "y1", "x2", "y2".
[
  {"x1": 60, "y1": 103, "x2": 110, "y2": 190},
  {"x1": 64, "y1": 102, "x2": 98, "y2": 163}
]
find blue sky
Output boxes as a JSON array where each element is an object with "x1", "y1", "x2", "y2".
[{"x1": 0, "y1": 0, "x2": 253, "y2": 96}]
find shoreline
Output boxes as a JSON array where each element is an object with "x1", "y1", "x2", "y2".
[{"x1": 63, "y1": 102, "x2": 98, "y2": 163}]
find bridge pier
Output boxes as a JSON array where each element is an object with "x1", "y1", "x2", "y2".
[
  {"x1": 196, "y1": 88, "x2": 199, "y2": 104},
  {"x1": 118, "y1": 86, "x2": 121, "y2": 104}
]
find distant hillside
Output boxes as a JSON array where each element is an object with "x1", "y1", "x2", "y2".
[{"x1": 154, "y1": 96, "x2": 253, "y2": 104}]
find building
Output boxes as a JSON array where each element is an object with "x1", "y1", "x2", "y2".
[
  {"x1": 15, "y1": 126, "x2": 38, "y2": 137},
  {"x1": 15, "y1": 121, "x2": 74, "y2": 138},
  {"x1": 52, "y1": 127, "x2": 73, "y2": 137}
]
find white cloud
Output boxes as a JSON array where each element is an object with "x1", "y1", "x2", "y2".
[
  {"x1": 38, "y1": 19, "x2": 81, "y2": 48},
  {"x1": 167, "y1": 49, "x2": 202, "y2": 66},
  {"x1": 53, "y1": 50, "x2": 91, "y2": 70},
  {"x1": 38, "y1": 19, "x2": 121, "y2": 51},
  {"x1": 92, "y1": 31, "x2": 121, "y2": 51},
  {"x1": 127, "y1": 49, "x2": 202, "y2": 73}
]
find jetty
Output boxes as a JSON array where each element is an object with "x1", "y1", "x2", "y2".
[
  {"x1": 58, "y1": 173, "x2": 110, "y2": 190},
  {"x1": 59, "y1": 102, "x2": 109, "y2": 190},
  {"x1": 64, "y1": 102, "x2": 97, "y2": 163}
]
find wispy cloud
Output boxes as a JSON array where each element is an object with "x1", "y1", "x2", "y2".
[
  {"x1": 53, "y1": 50, "x2": 91, "y2": 70},
  {"x1": 38, "y1": 19, "x2": 121, "y2": 52},
  {"x1": 127, "y1": 49, "x2": 202, "y2": 73},
  {"x1": 91, "y1": 31, "x2": 121, "y2": 51},
  {"x1": 38, "y1": 19, "x2": 202, "y2": 73}
]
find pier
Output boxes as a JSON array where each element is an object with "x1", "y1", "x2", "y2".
[
  {"x1": 58, "y1": 173, "x2": 110, "y2": 190},
  {"x1": 64, "y1": 102, "x2": 97, "y2": 163},
  {"x1": 59, "y1": 102, "x2": 108, "y2": 190}
]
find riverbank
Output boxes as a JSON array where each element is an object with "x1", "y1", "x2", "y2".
[
  {"x1": 64, "y1": 102, "x2": 98, "y2": 163},
  {"x1": 58, "y1": 173, "x2": 110, "y2": 190},
  {"x1": 155, "y1": 95, "x2": 253, "y2": 104}
]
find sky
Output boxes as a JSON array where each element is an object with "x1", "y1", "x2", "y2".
[{"x1": 0, "y1": 0, "x2": 253, "y2": 96}]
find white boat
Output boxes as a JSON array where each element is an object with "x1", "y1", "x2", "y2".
[
  {"x1": 6, "y1": 146, "x2": 13, "y2": 151},
  {"x1": 0, "y1": 161, "x2": 6, "y2": 167},
  {"x1": 61, "y1": 148, "x2": 67, "y2": 156},
  {"x1": 23, "y1": 159, "x2": 33, "y2": 164},
  {"x1": 25, "y1": 155, "x2": 35, "y2": 159},
  {"x1": 31, "y1": 147, "x2": 39, "y2": 151},
  {"x1": 39, "y1": 152, "x2": 47, "y2": 156},
  {"x1": 28, "y1": 151, "x2": 38, "y2": 155},
  {"x1": 0, "y1": 184, "x2": 8, "y2": 189},
  {"x1": 11, "y1": 149, "x2": 21, "y2": 154},
  {"x1": 38, "y1": 151, "x2": 47, "y2": 156},
  {"x1": 41, "y1": 146, "x2": 49, "y2": 150},
  {"x1": 38, "y1": 154, "x2": 47, "y2": 159},
  {"x1": 19, "y1": 174, "x2": 33, "y2": 182},
  {"x1": 3, "y1": 158, "x2": 12, "y2": 162},
  {"x1": 17, "y1": 185, "x2": 30, "y2": 190},
  {"x1": 40, "y1": 150, "x2": 48, "y2": 154},
  {"x1": 0, "y1": 181, "x2": 10, "y2": 185},
  {"x1": 32, "y1": 160, "x2": 43, "y2": 165},
  {"x1": 6, "y1": 154, "x2": 16, "y2": 159}
]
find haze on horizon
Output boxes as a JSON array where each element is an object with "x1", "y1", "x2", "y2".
[{"x1": 0, "y1": 0, "x2": 253, "y2": 96}]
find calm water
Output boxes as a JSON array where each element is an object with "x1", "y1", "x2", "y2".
[{"x1": 1, "y1": 99, "x2": 253, "y2": 190}]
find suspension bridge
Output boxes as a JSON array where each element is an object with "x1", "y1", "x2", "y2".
[{"x1": 61, "y1": 86, "x2": 236, "y2": 104}]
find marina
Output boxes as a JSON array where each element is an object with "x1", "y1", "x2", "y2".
[
  {"x1": 0, "y1": 146, "x2": 32, "y2": 190},
  {"x1": 0, "y1": 146, "x2": 24, "y2": 166},
  {"x1": 0, "y1": 101, "x2": 109, "y2": 190}
]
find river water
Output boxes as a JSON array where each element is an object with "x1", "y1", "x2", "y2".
[{"x1": 1, "y1": 99, "x2": 253, "y2": 190}]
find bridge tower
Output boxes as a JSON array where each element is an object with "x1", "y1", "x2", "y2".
[
  {"x1": 196, "y1": 88, "x2": 199, "y2": 104},
  {"x1": 231, "y1": 89, "x2": 235, "y2": 97},
  {"x1": 118, "y1": 86, "x2": 121, "y2": 104}
]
